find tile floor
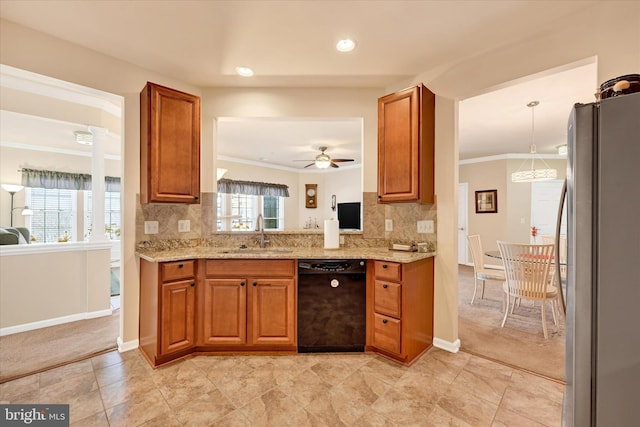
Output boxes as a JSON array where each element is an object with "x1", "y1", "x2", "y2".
[{"x1": 0, "y1": 348, "x2": 564, "y2": 426}]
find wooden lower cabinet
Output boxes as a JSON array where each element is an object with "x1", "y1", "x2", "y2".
[
  {"x1": 160, "y1": 280, "x2": 196, "y2": 355},
  {"x1": 199, "y1": 276, "x2": 296, "y2": 347},
  {"x1": 198, "y1": 259, "x2": 297, "y2": 351},
  {"x1": 367, "y1": 257, "x2": 434, "y2": 365},
  {"x1": 140, "y1": 259, "x2": 197, "y2": 367},
  {"x1": 201, "y1": 278, "x2": 247, "y2": 345}
]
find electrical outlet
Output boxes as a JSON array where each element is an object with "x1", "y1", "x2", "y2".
[
  {"x1": 144, "y1": 221, "x2": 159, "y2": 235},
  {"x1": 417, "y1": 220, "x2": 434, "y2": 234},
  {"x1": 178, "y1": 220, "x2": 190, "y2": 233},
  {"x1": 385, "y1": 219, "x2": 393, "y2": 232}
]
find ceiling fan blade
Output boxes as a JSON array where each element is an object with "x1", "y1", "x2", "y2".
[
  {"x1": 330, "y1": 162, "x2": 339, "y2": 168},
  {"x1": 293, "y1": 159, "x2": 315, "y2": 162},
  {"x1": 303, "y1": 163, "x2": 315, "y2": 168},
  {"x1": 330, "y1": 159, "x2": 354, "y2": 162}
]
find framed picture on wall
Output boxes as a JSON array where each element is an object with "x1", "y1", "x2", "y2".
[{"x1": 475, "y1": 189, "x2": 498, "y2": 213}]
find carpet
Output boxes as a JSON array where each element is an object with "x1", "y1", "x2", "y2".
[
  {"x1": 458, "y1": 265, "x2": 565, "y2": 381},
  {"x1": 0, "y1": 310, "x2": 119, "y2": 383}
]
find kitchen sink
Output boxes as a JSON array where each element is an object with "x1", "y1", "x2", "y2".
[{"x1": 220, "y1": 248, "x2": 293, "y2": 254}]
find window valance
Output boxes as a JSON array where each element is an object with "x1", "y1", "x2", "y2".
[
  {"x1": 217, "y1": 179, "x2": 289, "y2": 197},
  {"x1": 21, "y1": 168, "x2": 121, "y2": 192}
]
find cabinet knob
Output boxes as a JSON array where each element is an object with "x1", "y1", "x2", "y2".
[
  {"x1": 382, "y1": 319, "x2": 388, "y2": 324},
  {"x1": 377, "y1": 195, "x2": 382, "y2": 199},
  {"x1": 178, "y1": 264, "x2": 183, "y2": 268},
  {"x1": 253, "y1": 282, "x2": 257, "y2": 287},
  {"x1": 194, "y1": 196, "x2": 199, "y2": 200},
  {"x1": 190, "y1": 282, "x2": 195, "y2": 287},
  {"x1": 240, "y1": 282, "x2": 245, "y2": 287},
  {"x1": 382, "y1": 264, "x2": 388, "y2": 269},
  {"x1": 383, "y1": 284, "x2": 388, "y2": 289}
]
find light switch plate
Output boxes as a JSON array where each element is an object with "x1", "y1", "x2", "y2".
[
  {"x1": 417, "y1": 220, "x2": 434, "y2": 234},
  {"x1": 178, "y1": 220, "x2": 190, "y2": 232},
  {"x1": 144, "y1": 221, "x2": 159, "y2": 234},
  {"x1": 385, "y1": 219, "x2": 393, "y2": 232}
]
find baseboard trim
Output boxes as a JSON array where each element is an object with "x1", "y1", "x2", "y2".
[
  {"x1": 0, "y1": 309, "x2": 113, "y2": 336},
  {"x1": 117, "y1": 337, "x2": 139, "y2": 353},
  {"x1": 433, "y1": 337, "x2": 461, "y2": 353}
]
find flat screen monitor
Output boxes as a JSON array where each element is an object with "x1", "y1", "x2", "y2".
[{"x1": 337, "y1": 202, "x2": 361, "y2": 230}]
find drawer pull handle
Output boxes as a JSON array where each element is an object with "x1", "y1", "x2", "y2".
[
  {"x1": 383, "y1": 284, "x2": 388, "y2": 289},
  {"x1": 190, "y1": 282, "x2": 195, "y2": 287},
  {"x1": 382, "y1": 264, "x2": 388, "y2": 269},
  {"x1": 240, "y1": 282, "x2": 245, "y2": 287},
  {"x1": 382, "y1": 319, "x2": 388, "y2": 324},
  {"x1": 178, "y1": 264, "x2": 184, "y2": 268}
]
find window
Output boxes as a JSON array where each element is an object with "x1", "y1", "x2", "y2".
[
  {"x1": 85, "y1": 191, "x2": 121, "y2": 240},
  {"x1": 26, "y1": 188, "x2": 76, "y2": 243},
  {"x1": 25, "y1": 188, "x2": 121, "y2": 242},
  {"x1": 217, "y1": 194, "x2": 284, "y2": 231}
]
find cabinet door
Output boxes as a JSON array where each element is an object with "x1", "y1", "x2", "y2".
[
  {"x1": 372, "y1": 313, "x2": 401, "y2": 355},
  {"x1": 377, "y1": 84, "x2": 434, "y2": 203},
  {"x1": 374, "y1": 280, "x2": 402, "y2": 318},
  {"x1": 201, "y1": 279, "x2": 247, "y2": 345},
  {"x1": 160, "y1": 279, "x2": 196, "y2": 355},
  {"x1": 141, "y1": 82, "x2": 200, "y2": 203},
  {"x1": 249, "y1": 278, "x2": 295, "y2": 346}
]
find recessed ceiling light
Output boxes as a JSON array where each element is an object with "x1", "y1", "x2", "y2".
[
  {"x1": 235, "y1": 66, "x2": 254, "y2": 77},
  {"x1": 336, "y1": 39, "x2": 356, "y2": 52}
]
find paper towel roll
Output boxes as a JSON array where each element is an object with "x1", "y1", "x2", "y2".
[{"x1": 324, "y1": 219, "x2": 340, "y2": 249}]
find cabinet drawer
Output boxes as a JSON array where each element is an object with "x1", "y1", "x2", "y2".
[
  {"x1": 374, "y1": 280, "x2": 401, "y2": 318},
  {"x1": 372, "y1": 313, "x2": 401, "y2": 354},
  {"x1": 162, "y1": 260, "x2": 195, "y2": 281},
  {"x1": 206, "y1": 259, "x2": 295, "y2": 277},
  {"x1": 374, "y1": 261, "x2": 402, "y2": 282}
]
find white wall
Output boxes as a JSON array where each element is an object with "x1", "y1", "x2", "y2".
[
  {"x1": 0, "y1": 244, "x2": 111, "y2": 334},
  {"x1": 298, "y1": 167, "x2": 362, "y2": 228}
]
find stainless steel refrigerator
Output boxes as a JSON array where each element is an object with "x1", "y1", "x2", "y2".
[{"x1": 563, "y1": 91, "x2": 640, "y2": 426}]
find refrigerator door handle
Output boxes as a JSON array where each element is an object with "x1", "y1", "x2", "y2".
[{"x1": 555, "y1": 177, "x2": 567, "y2": 314}]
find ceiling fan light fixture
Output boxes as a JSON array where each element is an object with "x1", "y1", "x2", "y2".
[{"x1": 315, "y1": 153, "x2": 331, "y2": 169}]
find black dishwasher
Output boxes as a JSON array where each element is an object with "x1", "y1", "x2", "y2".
[{"x1": 297, "y1": 259, "x2": 366, "y2": 353}]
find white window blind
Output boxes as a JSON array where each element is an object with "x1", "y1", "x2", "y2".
[{"x1": 26, "y1": 188, "x2": 76, "y2": 243}]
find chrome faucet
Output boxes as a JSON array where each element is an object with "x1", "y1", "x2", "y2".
[{"x1": 255, "y1": 214, "x2": 270, "y2": 248}]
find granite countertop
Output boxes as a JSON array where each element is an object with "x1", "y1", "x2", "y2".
[{"x1": 136, "y1": 246, "x2": 436, "y2": 264}]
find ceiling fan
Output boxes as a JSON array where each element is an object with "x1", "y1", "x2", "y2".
[{"x1": 295, "y1": 146, "x2": 354, "y2": 169}]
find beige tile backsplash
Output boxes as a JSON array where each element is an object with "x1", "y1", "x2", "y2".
[{"x1": 137, "y1": 191, "x2": 436, "y2": 251}]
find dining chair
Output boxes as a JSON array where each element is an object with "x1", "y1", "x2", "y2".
[
  {"x1": 467, "y1": 234, "x2": 506, "y2": 304},
  {"x1": 541, "y1": 234, "x2": 567, "y2": 314},
  {"x1": 497, "y1": 241, "x2": 558, "y2": 338}
]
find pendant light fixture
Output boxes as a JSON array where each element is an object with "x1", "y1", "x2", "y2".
[{"x1": 511, "y1": 100, "x2": 558, "y2": 183}]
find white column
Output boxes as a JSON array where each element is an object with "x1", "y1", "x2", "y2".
[{"x1": 88, "y1": 126, "x2": 109, "y2": 243}]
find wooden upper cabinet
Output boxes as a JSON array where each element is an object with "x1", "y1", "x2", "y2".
[
  {"x1": 140, "y1": 82, "x2": 201, "y2": 204},
  {"x1": 377, "y1": 84, "x2": 435, "y2": 204}
]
